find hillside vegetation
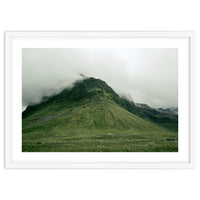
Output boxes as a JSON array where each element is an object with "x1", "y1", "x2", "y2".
[{"x1": 22, "y1": 77, "x2": 178, "y2": 152}]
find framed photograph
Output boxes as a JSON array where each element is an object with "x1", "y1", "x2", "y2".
[{"x1": 4, "y1": 31, "x2": 196, "y2": 168}]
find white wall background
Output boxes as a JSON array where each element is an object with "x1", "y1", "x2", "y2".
[{"x1": 0, "y1": 1, "x2": 199, "y2": 200}]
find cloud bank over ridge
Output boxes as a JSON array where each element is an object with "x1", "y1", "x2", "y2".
[{"x1": 22, "y1": 48, "x2": 178, "y2": 110}]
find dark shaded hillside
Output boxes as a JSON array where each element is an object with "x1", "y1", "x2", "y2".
[
  {"x1": 23, "y1": 78, "x2": 116, "y2": 117},
  {"x1": 134, "y1": 104, "x2": 178, "y2": 131}
]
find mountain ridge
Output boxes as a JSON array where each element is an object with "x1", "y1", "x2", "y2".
[{"x1": 23, "y1": 77, "x2": 178, "y2": 131}]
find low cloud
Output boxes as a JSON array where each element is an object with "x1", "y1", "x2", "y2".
[{"x1": 22, "y1": 48, "x2": 178, "y2": 110}]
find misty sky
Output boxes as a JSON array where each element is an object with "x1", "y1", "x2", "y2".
[{"x1": 22, "y1": 48, "x2": 178, "y2": 110}]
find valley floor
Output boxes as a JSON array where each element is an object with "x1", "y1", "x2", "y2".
[{"x1": 22, "y1": 130, "x2": 178, "y2": 152}]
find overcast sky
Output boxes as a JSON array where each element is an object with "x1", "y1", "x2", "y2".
[{"x1": 22, "y1": 48, "x2": 178, "y2": 110}]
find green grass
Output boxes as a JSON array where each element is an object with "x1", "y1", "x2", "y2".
[
  {"x1": 22, "y1": 100, "x2": 178, "y2": 152},
  {"x1": 22, "y1": 130, "x2": 178, "y2": 152}
]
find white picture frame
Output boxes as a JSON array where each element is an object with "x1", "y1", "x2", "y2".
[{"x1": 4, "y1": 31, "x2": 196, "y2": 169}]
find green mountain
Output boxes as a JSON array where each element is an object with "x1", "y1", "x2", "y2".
[{"x1": 22, "y1": 77, "x2": 178, "y2": 152}]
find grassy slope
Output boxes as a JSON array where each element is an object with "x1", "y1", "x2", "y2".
[{"x1": 22, "y1": 99, "x2": 178, "y2": 152}]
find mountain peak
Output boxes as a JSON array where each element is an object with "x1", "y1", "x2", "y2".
[
  {"x1": 76, "y1": 77, "x2": 111, "y2": 89},
  {"x1": 22, "y1": 76, "x2": 178, "y2": 133},
  {"x1": 22, "y1": 77, "x2": 121, "y2": 117},
  {"x1": 66, "y1": 77, "x2": 119, "y2": 101}
]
